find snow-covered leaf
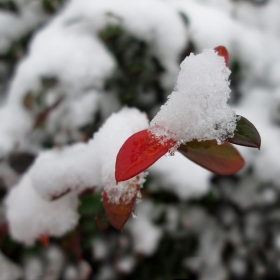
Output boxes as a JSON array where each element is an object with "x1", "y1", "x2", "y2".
[
  {"x1": 178, "y1": 140, "x2": 244, "y2": 175},
  {"x1": 214, "y1": 46, "x2": 229, "y2": 66},
  {"x1": 103, "y1": 184, "x2": 139, "y2": 230}
]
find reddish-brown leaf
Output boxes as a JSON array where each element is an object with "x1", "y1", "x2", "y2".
[
  {"x1": 214, "y1": 46, "x2": 229, "y2": 66},
  {"x1": 227, "y1": 115, "x2": 261, "y2": 149},
  {"x1": 38, "y1": 234, "x2": 50, "y2": 247},
  {"x1": 33, "y1": 96, "x2": 64, "y2": 129},
  {"x1": 115, "y1": 129, "x2": 175, "y2": 183},
  {"x1": 178, "y1": 140, "x2": 244, "y2": 175},
  {"x1": 103, "y1": 183, "x2": 139, "y2": 230}
]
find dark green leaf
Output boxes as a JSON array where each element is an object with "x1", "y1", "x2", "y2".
[{"x1": 227, "y1": 116, "x2": 261, "y2": 149}]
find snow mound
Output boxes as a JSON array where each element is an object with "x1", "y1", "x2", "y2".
[{"x1": 150, "y1": 49, "x2": 237, "y2": 145}]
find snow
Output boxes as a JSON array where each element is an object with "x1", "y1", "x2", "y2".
[
  {"x1": 2, "y1": 1, "x2": 280, "y2": 277},
  {"x1": 150, "y1": 49, "x2": 237, "y2": 145},
  {"x1": 0, "y1": 251, "x2": 22, "y2": 280},
  {"x1": 5, "y1": 107, "x2": 148, "y2": 244},
  {"x1": 116, "y1": 256, "x2": 135, "y2": 273},
  {"x1": 5, "y1": 170, "x2": 80, "y2": 245},
  {"x1": 31, "y1": 142, "x2": 101, "y2": 200},
  {"x1": 0, "y1": 1, "x2": 47, "y2": 54},
  {"x1": 94, "y1": 107, "x2": 149, "y2": 204},
  {"x1": 149, "y1": 152, "x2": 211, "y2": 199},
  {"x1": 0, "y1": 0, "x2": 187, "y2": 157},
  {"x1": 128, "y1": 200, "x2": 162, "y2": 256}
]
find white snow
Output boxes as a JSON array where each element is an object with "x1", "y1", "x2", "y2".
[
  {"x1": 94, "y1": 107, "x2": 149, "y2": 204},
  {"x1": 0, "y1": 1, "x2": 47, "y2": 54},
  {"x1": 0, "y1": 251, "x2": 22, "y2": 280},
  {"x1": 127, "y1": 200, "x2": 162, "y2": 256},
  {"x1": 2, "y1": 0, "x2": 280, "y2": 272},
  {"x1": 31, "y1": 142, "x2": 101, "y2": 200},
  {"x1": 0, "y1": 0, "x2": 187, "y2": 157},
  {"x1": 5, "y1": 170, "x2": 79, "y2": 245},
  {"x1": 150, "y1": 49, "x2": 237, "y2": 145},
  {"x1": 149, "y1": 152, "x2": 211, "y2": 199},
  {"x1": 5, "y1": 107, "x2": 148, "y2": 244}
]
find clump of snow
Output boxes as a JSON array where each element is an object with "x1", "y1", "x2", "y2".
[
  {"x1": 92, "y1": 238, "x2": 109, "y2": 260},
  {"x1": 150, "y1": 49, "x2": 237, "y2": 145},
  {"x1": 31, "y1": 142, "x2": 101, "y2": 200},
  {"x1": 0, "y1": 251, "x2": 23, "y2": 280},
  {"x1": 116, "y1": 256, "x2": 135, "y2": 274},
  {"x1": 5, "y1": 170, "x2": 79, "y2": 245},
  {"x1": 23, "y1": 256, "x2": 43, "y2": 280},
  {"x1": 0, "y1": 0, "x2": 188, "y2": 157},
  {"x1": 149, "y1": 152, "x2": 211, "y2": 200},
  {"x1": 5, "y1": 107, "x2": 148, "y2": 244},
  {"x1": 0, "y1": 1, "x2": 47, "y2": 54},
  {"x1": 127, "y1": 200, "x2": 162, "y2": 256},
  {"x1": 94, "y1": 107, "x2": 149, "y2": 204}
]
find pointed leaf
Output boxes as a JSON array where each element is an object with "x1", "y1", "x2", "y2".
[
  {"x1": 103, "y1": 184, "x2": 139, "y2": 230},
  {"x1": 178, "y1": 140, "x2": 244, "y2": 175},
  {"x1": 227, "y1": 116, "x2": 261, "y2": 149},
  {"x1": 214, "y1": 46, "x2": 229, "y2": 66},
  {"x1": 115, "y1": 129, "x2": 175, "y2": 183}
]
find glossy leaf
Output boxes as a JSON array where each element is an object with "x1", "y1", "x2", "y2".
[
  {"x1": 214, "y1": 46, "x2": 229, "y2": 66},
  {"x1": 115, "y1": 129, "x2": 175, "y2": 183},
  {"x1": 178, "y1": 140, "x2": 244, "y2": 175},
  {"x1": 227, "y1": 116, "x2": 261, "y2": 149},
  {"x1": 103, "y1": 184, "x2": 139, "y2": 230}
]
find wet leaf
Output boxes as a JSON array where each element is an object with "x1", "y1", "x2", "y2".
[
  {"x1": 178, "y1": 140, "x2": 244, "y2": 175},
  {"x1": 214, "y1": 46, "x2": 229, "y2": 66},
  {"x1": 115, "y1": 129, "x2": 175, "y2": 183},
  {"x1": 103, "y1": 184, "x2": 139, "y2": 230},
  {"x1": 227, "y1": 116, "x2": 261, "y2": 149}
]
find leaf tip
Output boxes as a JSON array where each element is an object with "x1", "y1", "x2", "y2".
[{"x1": 214, "y1": 45, "x2": 229, "y2": 66}]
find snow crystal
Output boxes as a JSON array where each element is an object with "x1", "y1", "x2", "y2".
[
  {"x1": 150, "y1": 49, "x2": 237, "y2": 145},
  {"x1": 5, "y1": 171, "x2": 79, "y2": 245},
  {"x1": 93, "y1": 107, "x2": 149, "y2": 204}
]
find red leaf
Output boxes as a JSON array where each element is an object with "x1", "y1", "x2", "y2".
[
  {"x1": 178, "y1": 140, "x2": 244, "y2": 175},
  {"x1": 115, "y1": 129, "x2": 175, "y2": 183},
  {"x1": 214, "y1": 46, "x2": 229, "y2": 66},
  {"x1": 38, "y1": 234, "x2": 50, "y2": 247},
  {"x1": 103, "y1": 183, "x2": 139, "y2": 230}
]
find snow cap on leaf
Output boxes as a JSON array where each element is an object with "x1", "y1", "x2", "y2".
[{"x1": 150, "y1": 48, "x2": 238, "y2": 145}]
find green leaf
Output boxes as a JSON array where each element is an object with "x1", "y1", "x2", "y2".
[
  {"x1": 178, "y1": 140, "x2": 244, "y2": 175},
  {"x1": 227, "y1": 116, "x2": 261, "y2": 149}
]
